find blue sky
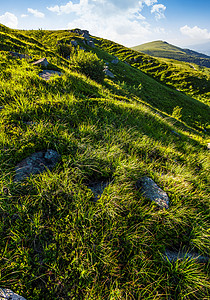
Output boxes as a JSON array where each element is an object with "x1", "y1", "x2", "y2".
[{"x1": 0, "y1": 0, "x2": 210, "y2": 47}]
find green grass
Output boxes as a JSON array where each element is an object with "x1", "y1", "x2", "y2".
[{"x1": 0, "y1": 25, "x2": 209, "y2": 299}]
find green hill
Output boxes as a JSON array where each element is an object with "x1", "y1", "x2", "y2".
[
  {"x1": 131, "y1": 40, "x2": 210, "y2": 68},
  {"x1": 0, "y1": 25, "x2": 209, "y2": 299}
]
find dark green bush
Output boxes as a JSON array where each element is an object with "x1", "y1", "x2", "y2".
[
  {"x1": 70, "y1": 49, "x2": 105, "y2": 83},
  {"x1": 57, "y1": 43, "x2": 73, "y2": 58}
]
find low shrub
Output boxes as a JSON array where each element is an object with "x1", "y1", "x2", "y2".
[{"x1": 70, "y1": 48, "x2": 105, "y2": 83}]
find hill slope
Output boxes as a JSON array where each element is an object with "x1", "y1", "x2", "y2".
[
  {"x1": 131, "y1": 40, "x2": 210, "y2": 68},
  {"x1": 0, "y1": 25, "x2": 210, "y2": 299}
]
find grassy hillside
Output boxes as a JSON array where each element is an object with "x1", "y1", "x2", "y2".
[
  {"x1": 98, "y1": 38, "x2": 210, "y2": 106},
  {"x1": 0, "y1": 25, "x2": 210, "y2": 299},
  {"x1": 131, "y1": 40, "x2": 210, "y2": 68}
]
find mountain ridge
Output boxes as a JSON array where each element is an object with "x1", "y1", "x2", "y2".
[{"x1": 131, "y1": 40, "x2": 210, "y2": 68}]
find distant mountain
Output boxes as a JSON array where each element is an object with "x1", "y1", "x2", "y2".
[
  {"x1": 188, "y1": 41, "x2": 210, "y2": 56},
  {"x1": 131, "y1": 40, "x2": 210, "y2": 68}
]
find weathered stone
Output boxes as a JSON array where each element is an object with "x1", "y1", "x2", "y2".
[
  {"x1": 111, "y1": 58, "x2": 119, "y2": 64},
  {"x1": 10, "y1": 51, "x2": 32, "y2": 60},
  {"x1": 87, "y1": 40, "x2": 95, "y2": 48},
  {"x1": 136, "y1": 176, "x2": 169, "y2": 209},
  {"x1": 164, "y1": 250, "x2": 209, "y2": 263},
  {"x1": 32, "y1": 58, "x2": 49, "y2": 67},
  {"x1": 38, "y1": 70, "x2": 62, "y2": 80},
  {"x1": 87, "y1": 181, "x2": 109, "y2": 201},
  {"x1": 103, "y1": 69, "x2": 115, "y2": 78},
  {"x1": 0, "y1": 288, "x2": 26, "y2": 300},
  {"x1": 14, "y1": 149, "x2": 60, "y2": 182},
  {"x1": 71, "y1": 40, "x2": 78, "y2": 47}
]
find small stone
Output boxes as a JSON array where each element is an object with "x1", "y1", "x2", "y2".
[
  {"x1": 71, "y1": 40, "x2": 78, "y2": 47},
  {"x1": 38, "y1": 70, "x2": 62, "y2": 81},
  {"x1": 87, "y1": 181, "x2": 109, "y2": 202},
  {"x1": 14, "y1": 149, "x2": 60, "y2": 182},
  {"x1": 207, "y1": 143, "x2": 210, "y2": 150},
  {"x1": 32, "y1": 58, "x2": 49, "y2": 67},
  {"x1": 164, "y1": 250, "x2": 209, "y2": 263},
  {"x1": 136, "y1": 176, "x2": 169, "y2": 209},
  {"x1": 103, "y1": 69, "x2": 115, "y2": 78},
  {"x1": 0, "y1": 288, "x2": 26, "y2": 300},
  {"x1": 111, "y1": 58, "x2": 119, "y2": 64}
]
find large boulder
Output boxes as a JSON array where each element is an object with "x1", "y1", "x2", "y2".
[
  {"x1": 0, "y1": 288, "x2": 26, "y2": 300},
  {"x1": 136, "y1": 176, "x2": 169, "y2": 209},
  {"x1": 14, "y1": 149, "x2": 60, "y2": 182}
]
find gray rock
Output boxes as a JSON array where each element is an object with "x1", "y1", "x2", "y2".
[
  {"x1": 111, "y1": 58, "x2": 119, "y2": 64},
  {"x1": 10, "y1": 52, "x2": 32, "y2": 60},
  {"x1": 87, "y1": 40, "x2": 95, "y2": 48},
  {"x1": 136, "y1": 176, "x2": 169, "y2": 209},
  {"x1": 87, "y1": 181, "x2": 109, "y2": 201},
  {"x1": 38, "y1": 70, "x2": 62, "y2": 80},
  {"x1": 103, "y1": 69, "x2": 115, "y2": 78},
  {"x1": 0, "y1": 288, "x2": 26, "y2": 300},
  {"x1": 32, "y1": 58, "x2": 49, "y2": 67},
  {"x1": 14, "y1": 149, "x2": 60, "y2": 182},
  {"x1": 164, "y1": 250, "x2": 209, "y2": 263},
  {"x1": 71, "y1": 40, "x2": 78, "y2": 47}
]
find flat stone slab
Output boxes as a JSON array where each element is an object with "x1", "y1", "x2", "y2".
[
  {"x1": 164, "y1": 250, "x2": 209, "y2": 263},
  {"x1": 0, "y1": 288, "x2": 26, "y2": 300},
  {"x1": 136, "y1": 176, "x2": 169, "y2": 209},
  {"x1": 87, "y1": 181, "x2": 109, "y2": 201},
  {"x1": 10, "y1": 51, "x2": 32, "y2": 60},
  {"x1": 38, "y1": 70, "x2": 62, "y2": 80},
  {"x1": 14, "y1": 149, "x2": 60, "y2": 182},
  {"x1": 104, "y1": 69, "x2": 115, "y2": 78},
  {"x1": 32, "y1": 57, "x2": 49, "y2": 67}
]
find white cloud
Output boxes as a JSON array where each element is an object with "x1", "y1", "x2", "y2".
[
  {"x1": 180, "y1": 25, "x2": 210, "y2": 40},
  {"x1": 27, "y1": 8, "x2": 45, "y2": 18},
  {"x1": 0, "y1": 12, "x2": 18, "y2": 28},
  {"x1": 151, "y1": 4, "x2": 166, "y2": 20},
  {"x1": 144, "y1": 0, "x2": 158, "y2": 6},
  {"x1": 21, "y1": 14, "x2": 28, "y2": 18},
  {"x1": 46, "y1": 0, "x2": 168, "y2": 46}
]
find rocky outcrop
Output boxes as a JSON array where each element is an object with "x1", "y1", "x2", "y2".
[
  {"x1": 32, "y1": 58, "x2": 49, "y2": 67},
  {"x1": 14, "y1": 149, "x2": 60, "y2": 182},
  {"x1": 38, "y1": 70, "x2": 62, "y2": 80},
  {"x1": 136, "y1": 176, "x2": 169, "y2": 209},
  {"x1": 0, "y1": 288, "x2": 26, "y2": 300}
]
